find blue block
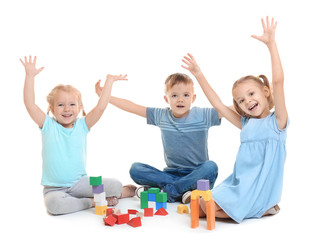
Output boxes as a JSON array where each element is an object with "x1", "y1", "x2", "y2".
[
  {"x1": 92, "y1": 184, "x2": 104, "y2": 194},
  {"x1": 156, "y1": 201, "x2": 167, "y2": 210},
  {"x1": 148, "y1": 193, "x2": 156, "y2": 201}
]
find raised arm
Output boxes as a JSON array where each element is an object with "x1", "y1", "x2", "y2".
[
  {"x1": 182, "y1": 54, "x2": 242, "y2": 129},
  {"x1": 85, "y1": 74, "x2": 128, "y2": 129},
  {"x1": 95, "y1": 80, "x2": 147, "y2": 118},
  {"x1": 252, "y1": 17, "x2": 287, "y2": 129},
  {"x1": 21, "y1": 56, "x2": 46, "y2": 128}
]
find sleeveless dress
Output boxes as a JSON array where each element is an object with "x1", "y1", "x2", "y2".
[{"x1": 212, "y1": 112, "x2": 288, "y2": 223}]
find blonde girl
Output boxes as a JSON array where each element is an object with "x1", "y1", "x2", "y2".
[
  {"x1": 182, "y1": 17, "x2": 288, "y2": 223},
  {"x1": 21, "y1": 56, "x2": 135, "y2": 215}
]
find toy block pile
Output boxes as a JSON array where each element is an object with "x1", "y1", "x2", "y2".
[
  {"x1": 140, "y1": 187, "x2": 167, "y2": 210},
  {"x1": 90, "y1": 176, "x2": 107, "y2": 215},
  {"x1": 190, "y1": 179, "x2": 215, "y2": 230}
]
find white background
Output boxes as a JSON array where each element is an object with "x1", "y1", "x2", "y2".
[{"x1": 1, "y1": 0, "x2": 314, "y2": 239}]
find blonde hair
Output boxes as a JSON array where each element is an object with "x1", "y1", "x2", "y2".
[
  {"x1": 232, "y1": 75, "x2": 274, "y2": 118},
  {"x1": 46, "y1": 84, "x2": 86, "y2": 116},
  {"x1": 164, "y1": 73, "x2": 194, "y2": 93}
]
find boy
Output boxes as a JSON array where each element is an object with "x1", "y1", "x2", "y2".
[{"x1": 96, "y1": 73, "x2": 220, "y2": 203}]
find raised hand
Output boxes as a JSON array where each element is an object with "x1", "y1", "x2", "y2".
[
  {"x1": 251, "y1": 16, "x2": 277, "y2": 46},
  {"x1": 106, "y1": 74, "x2": 128, "y2": 82},
  {"x1": 20, "y1": 56, "x2": 44, "y2": 77},
  {"x1": 181, "y1": 53, "x2": 201, "y2": 76}
]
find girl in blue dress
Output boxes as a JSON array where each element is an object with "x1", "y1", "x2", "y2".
[{"x1": 182, "y1": 16, "x2": 288, "y2": 223}]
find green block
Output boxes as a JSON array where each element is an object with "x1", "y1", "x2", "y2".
[
  {"x1": 140, "y1": 191, "x2": 148, "y2": 209},
  {"x1": 89, "y1": 176, "x2": 102, "y2": 186},
  {"x1": 148, "y1": 188, "x2": 160, "y2": 194},
  {"x1": 156, "y1": 192, "x2": 167, "y2": 202}
]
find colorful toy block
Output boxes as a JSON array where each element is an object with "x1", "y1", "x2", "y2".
[
  {"x1": 94, "y1": 192, "x2": 106, "y2": 202},
  {"x1": 136, "y1": 212, "x2": 144, "y2": 219},
  {"x1": 190, "y1": 179, "x2": 215, "y2": 230},
  {"x1": 156, "y1": 192, "x2": 167, "y2": 202},
  {"x1": 140, "y1": 191, "x2": 149, "y2": 209},
  {"x1": 104, "y1": 215, "x2": 117, "y2": 226},
  {"x1": 113, "y1": 213, "x2": 130, "y2": 224},
  {"x1": 154, "y1": 207, "x2": 168, "y2": 216},
  {"x1": 90, "y1": 176, "x2": 102, "y2": 186},
  {"x1": 148, "y1": 188, "x2": 160, "y2": 193},
  {"x1": 106, "y1": 208, "x2": 114, "y2": 216},
  {"x1": 148, "y1": 193, "x2": 156, "y2": 201},
  {"x1": 197, "y1": 179, "x2": 210, "y2": 191},
  {"x1": 156, "y1": 201, "x2": 167, "y2": 210},
  {"x1": 144, "y1": 208, "x2": 153, "y2": 217},
  {"x1": 95, "y1": 205, "x2": 107, "y2": 215},
  {"x1": 177, "y1": 204, "x2": 189, "y2": 214},
  {"x1": 127, "y1": 217, "x2": 142, "y2": 228},
  {"x1": 92, "y1": 184, "x2": 104, "y2": 194},
  {"x1": 128, "y1": 209, "x2": 138, "y2": 215}
]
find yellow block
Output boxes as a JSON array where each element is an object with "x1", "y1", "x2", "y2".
[
  {"x1": 95, "y1": 205, "x2": 107, "y2": 215},
  {"x1": 177, "y1": 204, "x2": 189, "y2": 214},
  {"x1": 191, "y1": 190, "x2": 212, "y2": 201}
]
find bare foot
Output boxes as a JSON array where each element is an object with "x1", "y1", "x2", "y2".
[
  {"x1": 120, "y1": 185, "x2": 137, "y2": 198},
  {"x1": 106, "y1": 197, "x2": 119, "y2": 206}
]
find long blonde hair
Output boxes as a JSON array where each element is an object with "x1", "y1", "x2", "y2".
[
  {"x1": 46, "y1": 84, "x2": 86, "y2": 116},
  {"x1": 232, "y1": 75, "x2": 274, "y2": 118}
]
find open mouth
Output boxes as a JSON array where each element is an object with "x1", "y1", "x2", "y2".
[
  {"x1": 248, "y1": 103, "x2": 258, "y2": 111},
  {"x1": 62, "y1": 113, "x2": 73, "y2": 118},
  {"x1": 177, "y1": 105, "x2": 185, "y2": 108}
]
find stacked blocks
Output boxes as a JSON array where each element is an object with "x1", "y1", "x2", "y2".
[
  {"x1": 141, "y1": 187, "x2": 167, "y2": 210},
  {"x1": 190, "y1": 179, "x2": 215, "y2": 230},
  {"x1": 90, "y1": 176, "x2": 107, "y2": 215}
]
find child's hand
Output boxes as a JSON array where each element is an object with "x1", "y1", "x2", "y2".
[
  {"x1": 106, "y1": 74, "x2": 128, "y2": 82},
  {"x1": 95, "y1": 80, "x2": 103, "y2": 97},
  {"x1": 20, "y1": 56, "x2": 44, "y2": 77},
  {"x1": 181, "y1": 53, "x2": 201, "y2": 76},
  {"x1": 251, "y1": 16, "x2": 277, "y2": 46}
]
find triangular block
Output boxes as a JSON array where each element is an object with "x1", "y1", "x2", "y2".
[
  {"x1": 154, "y1": 207, "x2": 168, "y2": 216},
  {"x1": 127, "y1": 217, "x2": 142, "y2": 228}
]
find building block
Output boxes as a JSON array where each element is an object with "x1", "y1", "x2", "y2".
[
  {"x1": 95, "y1": 205, "x2": 107, "y2": 215},
  {"x1": 136, "y1": 212, "x2": 144, "y2": 219},
  {"x1": 156, "y1": 192, "x2": 167, "y2": 202},
  {"x1": 106, "y1": 208, "x2": 114, "y2": 216},
  {"x1": 140, "y1": 191, "x2": 148, "y2": 209},
  {"x1": 127, "y1": 217, "x2": 142, "y2": 228},
  {"x1": 177, "y1": 204, "x2": 189, "y2": 214},
  {"x1": 197, "y1": 179, "x2": 210, "y2": 191},
  {"x1": 104, "y1": 215, "x2": 117, "y2": 226},
  {"x1": 113, "y1": 213, "x2": 130, "y2": 224},
  {"x1": 94, "y1": 192, "x2": 106, "y2": 202},
  {"x1": 90, "y1": 176, "x2": 102, "y2": 186},
  {"x1": 154, "y1": 207, "x2": 168, "y2": 216},
  {"x1": 113, "y1": 209, "x2": 121, "y2": 214},
  {"x1": 148, "y1": 193, "x2": 156, "y2": 201},
  {"x1": 191, "y1": 189, "x2": 212, "y2": 201},
  {"x1": 148, "y1": 188, "x2": 160, "y2": 193},
  {"x1": 92, "y1": 184, "x2": 104, "y2": 194},
  {"x1": 156, "y1": 201, "x2": 167, "y2": 210},
  {"x1": 144, "y1": 208, "x2": 153, "y2": 217},
  {"x1": 128, "y1": 209, "x2": 138, "y2": 215},
  {"x1": 206, "y1": 199, "x2": 215, "y2": 230},
  {"x1": 95, "y1": 199, "x2": 108, "y2": 207}
]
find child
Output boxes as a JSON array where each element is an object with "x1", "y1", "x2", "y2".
[
  {"x1": 95, "y1": 73, "x2": 221, "y2": 203},
  {"x1": 182, "y1": 17, "x2": 288, "y2": 223},
  {"x1": 21, "y1": 56, "x2": 136, "y2": 215}
]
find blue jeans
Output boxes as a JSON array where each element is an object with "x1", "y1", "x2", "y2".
[{"x1": 129, "y1": 161, "x2": 218, "y2": 202}]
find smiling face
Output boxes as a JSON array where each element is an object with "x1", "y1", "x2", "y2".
[
  {"x1": 164, "y1": 82, "x2": 196, "y2": 118},
  {"x1": 232, "y1": 80, "x2": 271, "y2": 119},
  {"x1": 50, "y1": 90, "x2": 82, "y2": 128}
]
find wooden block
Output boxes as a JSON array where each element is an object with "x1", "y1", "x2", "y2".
[
  {"x1": 95, "y1": 205, "x2": 107, "y2": 215},
  {"x1": 90, "y1": 176, "x2": 102, "y2": 186},
  {"x1": 144, "y1": 208, "x2": 153, "y2": 217},
  {"x1": 127, "y1": 217, "x2": 142, "y2": 228}
]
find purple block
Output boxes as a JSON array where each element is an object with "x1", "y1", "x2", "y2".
[
  {"x1": 92, "y1": 184, "x2": 104, "y2": 194},
  {"x1": 197, "y1": 180, "x2": 210, "y2": 191}
]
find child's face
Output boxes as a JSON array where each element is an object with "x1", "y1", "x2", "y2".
[
  {"x1": 232, "y1": 80, "x2": 270, "y2": 118},
  {"x1": 164, "y1": 82, "x2": 196, "y2": 118},
  {"x1": 51, "y1": 90, "x2": 82, "y2": 128}
]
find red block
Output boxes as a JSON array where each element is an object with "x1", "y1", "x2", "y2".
[
  {"x1": 127, "y1": 217, "x2": 142, "y2": 228},
  {"x1": 128, "y1": 209, "x2": 138, "y2": 215},
  {"x1": 113, "y1": 213, "x2": 130, "y2": 224},
  {"x1": 154, "y1": 207, "x2": 168, "y2": 216},
  {"x1": 104, "y1": 215, "x2": 117, "y2": 226},
  {"x1": 106, "y1": 208, "x2": 114, "y2": 216},
  {"x1": 144, "y1": 208, "x2": 154, "y2": 217}
]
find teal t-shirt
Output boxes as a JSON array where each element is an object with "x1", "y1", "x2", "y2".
[{"x1": 41, "y1": 115, "x2": 89, "y2": 187}]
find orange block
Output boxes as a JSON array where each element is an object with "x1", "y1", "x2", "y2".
[
  {"x1": 206, "y1": 199, "x2": 215, "y2": 230},
  {"x1": 95, "y1": 205, "x2": 107, "y2": 215},
  {"x1": 190, "y1": 199, "x2": 199, "y2": 228}
]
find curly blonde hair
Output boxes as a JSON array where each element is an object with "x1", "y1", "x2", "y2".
[
  {"x1": 46, "y1": 84, "x2": 86, "y2": 116},
  {"x1": 232, "y1": 75, "x2": 274, "y2": 118}
]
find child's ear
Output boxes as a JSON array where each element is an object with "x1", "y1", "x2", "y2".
[
  {"x1": 263, "y1": 86, "x2": 270, "y2": 97},
  {"x1": 192, "y1": 94, "x2": 196, "y2": 103},
  {"x1": 164, "y1": 95, "x2": 169, "y2": 104}
]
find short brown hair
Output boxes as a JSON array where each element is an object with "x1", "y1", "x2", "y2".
[
  {"x1": 165, "y1": 73, "x2": 194, "y2": 92},
  {"x1": 232, "y1": 75, "x2": 274, "y2": 118}
]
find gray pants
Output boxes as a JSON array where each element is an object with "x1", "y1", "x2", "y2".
[{"x1": 43, "y1": 176, "x2": 122, "y2": 215}]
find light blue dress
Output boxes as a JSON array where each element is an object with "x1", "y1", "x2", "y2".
[{"x1": 212, "y1": 112, "x2": 288, "y2": 223}]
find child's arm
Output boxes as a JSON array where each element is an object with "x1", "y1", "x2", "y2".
[
  {"x1": 95, "y1": 80, "x2": 147, "y2": 118},
  {"x1": 182, "y1": 54, "x2": 242, "y2": 129},
  {"x1": 21, "y1": 56, "x2": 46, "y2": 128},
  {"x1": 252, "y1": 17, "x2": 287, "y2": 129},
  {"x1": 85, "y1": 74, "x2": 128, "y2": 129}
]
